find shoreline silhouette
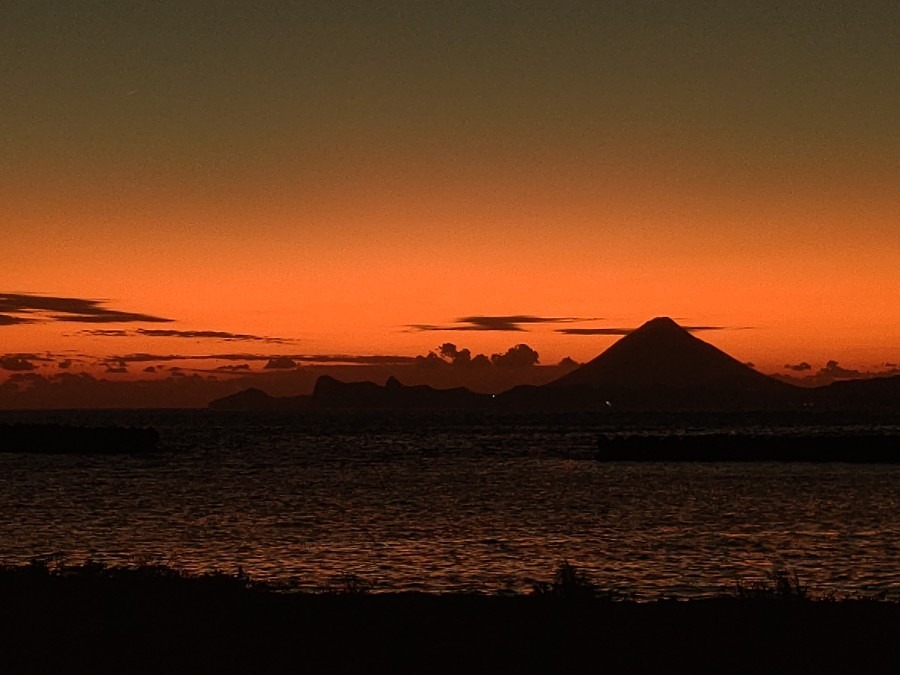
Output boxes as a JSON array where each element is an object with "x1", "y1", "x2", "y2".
[
  {"x1": 2, "y1": 560, "x2": 897, "y2": 674},
  {"x1": 209, "y1": 317, "x2": 900, "y2": 414}
]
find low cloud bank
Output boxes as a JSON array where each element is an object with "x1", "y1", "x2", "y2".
[
  {"x1": 775, "y1": 360, "x2": 900, "y2": 387},
  {"x1": 0, "y1": 342, "x2": 581, "y2": 408}
]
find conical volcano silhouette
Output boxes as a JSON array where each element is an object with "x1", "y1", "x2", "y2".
[{"x1": 551, "y1": 317, "x2": 780, "y2": 391}]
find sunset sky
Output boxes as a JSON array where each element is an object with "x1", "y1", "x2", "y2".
[{"x1": 2, "y1": 1, "x2": 899, "y2": 406}]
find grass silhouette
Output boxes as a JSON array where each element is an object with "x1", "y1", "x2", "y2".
[
  {"x1": 734, "y1": 567, "x2": 809, "y2": 601},
  {"x1": 2, "y1": 559, "x2": 898, "y2": 673},
  {"x1": 530, "y1": 561, "x2": 635, "y2": 601}
]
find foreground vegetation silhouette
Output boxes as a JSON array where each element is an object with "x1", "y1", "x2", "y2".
[{"x1": 2, "y1": 559, "x2": 898, "y2": 674}]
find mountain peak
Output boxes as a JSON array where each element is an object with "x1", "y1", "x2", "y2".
[
  {"x1": 639, "y1": 316, "x2": 682, "y2": 330},
  {"x1": 550, "y1": 316, "x2": 782, "y2": 393},
  {"x1": 626, "y1": 316, "x2": 689, "y2": 339}
]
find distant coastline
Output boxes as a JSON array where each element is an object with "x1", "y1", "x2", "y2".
[
  {"x1": 208, "y1": 370, "x2": 900, "y2": 414},
  {"x1": 209, "y1": 318, "x2": 900, "y2": 414}
]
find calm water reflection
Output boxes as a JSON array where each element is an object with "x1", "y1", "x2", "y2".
[{"x1": 1, "y1": 410, "x2": 898, "y2": 598}]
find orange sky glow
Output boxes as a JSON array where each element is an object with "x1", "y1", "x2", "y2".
[{"x1": 2, "y1": 3, "x2": 899, "y2": 406}]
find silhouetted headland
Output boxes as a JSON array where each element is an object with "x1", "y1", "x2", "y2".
[
  {"x1": 0, "y1": 423, "x2": 160, "y2": 455},
  {"x1": 311, "y1": 375, "x2": 491, "y2": 410},
  {"x1": 208, "y1": 387, "x2": 310, "y2": 411},
  {"x1": 208, "y1": 317, "x2": 900, "y2": 414}
]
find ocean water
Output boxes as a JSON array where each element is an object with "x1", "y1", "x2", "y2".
[{"x1": 1, "y1": 409, "x2": 899, "y2": 599}]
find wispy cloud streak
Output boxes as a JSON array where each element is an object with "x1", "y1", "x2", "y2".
[
  {"x1": 409, "y1": 315, "x2": 600, "y2": 332},
  {"x1": 0, "y1": 293, "x2": 171, "y2": 325},
  {"x1": 557, "y1": 325, "x2": 727, "y2": 335},
  {"x1": 107, "y1": 353, "x2": 419, "y2": 365},
  {"x1": 79, "y1": 328, "x2": 295, "y2": 344}
]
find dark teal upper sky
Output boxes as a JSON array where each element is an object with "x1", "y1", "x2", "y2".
[{"x1": 4, "y1": 1, "x2": 899, "y2": 190}]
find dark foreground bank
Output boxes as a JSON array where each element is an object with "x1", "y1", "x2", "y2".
[{"x1": 1, "y1": 564, "x2": 899, "y2": 674}]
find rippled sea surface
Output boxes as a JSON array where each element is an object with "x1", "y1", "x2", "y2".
[{"x1": 2, "y1": 410, "x2": 899, "y2": 599}]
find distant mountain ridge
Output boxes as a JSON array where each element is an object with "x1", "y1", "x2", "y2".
[
  {"x1": 208, "y1": 388, "x2": 309, "y2": 411},
  {"x1": 813, "y1": 373, "x2": 900, "y2": 411},
  {"x1": 208, "y1": 318, "x2": 900, "y2": 412},
  {"x1": 311, "y1": 375, "x2": 489, "y2": 410}
]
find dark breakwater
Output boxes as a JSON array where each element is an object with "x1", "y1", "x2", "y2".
[
  {"x1": 0, "y1": 423, "x2": 160, "y2": 455},
  {"x1": 596, "y1": 433, "x2": 900, "y2": 463}
]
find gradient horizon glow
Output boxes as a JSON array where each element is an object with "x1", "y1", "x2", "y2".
[{"x1": 3, "y1": 2, "x2": 899, "y2": 404}]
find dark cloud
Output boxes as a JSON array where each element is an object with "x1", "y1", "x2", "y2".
[
  {"x1": 116, "y1": 353, "x2": 263, "y2": 365},
  {"x1": 79, "y1": 328, "x2": 294, "y2": 343},
  {"x1": 415, "y1": 343, "x2": 543, "y2": 369},
  {"x1": 556, "y1": 327, "x2": 633, "y2": 336},
  {"x1": 102, "y1": 359, "x2": 129, "y2": 374},
  {"x1": 414, "y1": 352, "x2": 445, "y2": 368},
  {"x1": 0, "y1": 292, "x2": 171, "y2": 325},
  {"x1": 0, "y1": 352, "x2": 79, "y2": 371},
  {"x1": 429, "y1": 344, "x2": 495, "y2": 368},
  {"x1": 0, "y1": 356, "x2": 37, "y2": 371},
  {"x1": 771, "y1": 359, "x2": 897, "y2": 387},
  {"x1": 216, "y1": 364, "x2": 252, "y2": 371},
  {"x1": 52, "y1": 313, "x2": 166, "y2": 324},
  {"x1": 143, "y1": 366, "x2": 158, "y2": 373},
  {"x1": 0, "y1": 313, "x2": 34, "y2": 325},
  {"x1": 491, "y1": 344, "x2": 540, "y2": 368},
  {"x1": 304, "y1": 355, "x2": 418, "y2": 365},
  {"x1": 136, "y1": 329, "x2": 293, "y2": 344},
  {"x1": 108, "y1": 353, "x2": 184, "y2": 363},
  {"x1": 408, "y1": 324, "x2": 457, "y2": 332},
  {"x1": 0, "y1": 352, "x2": 54, "y2": 363},
  {"x1": 410, "y1": 315, "x2": 599, "y2": 332},
  {"x1": 79, "y1": 329, "x2": 130, "y2": 337},
  {"x1": 557, "y1": 325, "x2": 726, "y2": 335},
  {"x1": 453, "y1": 316, "x2": 534, "y2": 331},
  {"x1": 264, "y1": 357, "x2": 298, "y2": 370},
  {"x1": 819, "y1": 360, "x2": 862, "y2": 379},
  {"x1": 438, "y1": 343, "x2": 473, "y2": 365},
  {"x1": 108, "y1": 352, "x2": 418, "y2": 365},
  {"x1": 409, "y1": 323, "x2": 525, "y2": 332},
  {"x1": 471, "y1": 354, "x2": 491, "y2": 367}
]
